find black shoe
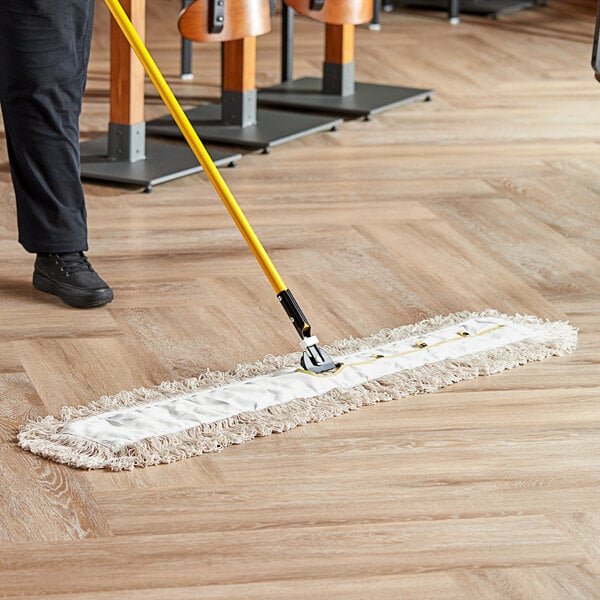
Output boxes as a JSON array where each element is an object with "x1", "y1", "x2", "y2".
[{"x1": 33, "y1": 252, "x2": 114, "y2": 308}]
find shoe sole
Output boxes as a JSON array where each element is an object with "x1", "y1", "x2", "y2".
[{"x1": 33, "y1": 272, "x2": 114, "y2": 309}]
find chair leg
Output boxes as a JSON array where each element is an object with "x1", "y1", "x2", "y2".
[
  {"x1": 282, "y1": 3, "x2": 295, "y2": 82},
  {"x1": 108, "y1": 0, "x2": 145, "y2": 158},
  {"x1": 222, "y1": 37, "x2": 258, "y2": 126},
  {"x1": 181, "y1": 0, "x2": 194, "y2": 78},
  {"x1": 82, "y1": 0, "x2": 240, "y2": 191},
  {"x1": 369, "y1": 0, "x2": 382, "y2": 30},
  {"x1": 323, "y1": 23, "x2": 355, "y2": 96},
  {"x1": 449, "y1": 0, "x2": 460, "y2": 24}
]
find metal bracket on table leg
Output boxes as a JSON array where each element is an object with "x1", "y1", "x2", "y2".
[
  {"x1": 222, "y1": 90, "x2": 257, "y2": 127},
  {"x1": 322, "y1": 62, "x2": 355, "y2": 97},
  {"x1": 107, "y1": 122, "x2": 146, "y2": 162}
]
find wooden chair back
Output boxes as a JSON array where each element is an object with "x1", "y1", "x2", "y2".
[
  {"x1": 285, "y1": 0, "x2": 372, "y2": 25},
  {"x1": 179, "y1": 0, "x2": 271, "y2": 43}
]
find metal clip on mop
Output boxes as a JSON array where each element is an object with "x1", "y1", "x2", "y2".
[
  {"x1": 104, "y1": 0, "x2": 338, "y2": 375},
  {"x1": 277, "y1": 290, "x2": 336, "y2": 373}
]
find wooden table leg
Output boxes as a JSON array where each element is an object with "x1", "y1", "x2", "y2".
[
  {"x1": 222, "y1": 37, "x2": 257, "y2": 126},
  {"x1": 108, "y1": 0, "x2": 146, "y2": 161},
  {"x1": 323, "y1": 23, "x2": 355, "y2": 96}
]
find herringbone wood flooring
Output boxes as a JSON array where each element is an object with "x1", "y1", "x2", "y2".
[{"x1": 1, "y1": 0, "x2": 599, "y2": 597}]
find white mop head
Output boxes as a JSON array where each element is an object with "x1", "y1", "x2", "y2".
[{"x1": 17, "y1": 310, "x2": 577, "y2": 470}]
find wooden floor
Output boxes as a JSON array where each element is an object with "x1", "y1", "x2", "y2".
[{"x1": 1, "y1": 0, "x2": 600, "y2": 597}]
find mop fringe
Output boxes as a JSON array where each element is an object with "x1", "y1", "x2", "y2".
[{"x1": 17, "y1": 310, "x2": 577, "y2": 470}]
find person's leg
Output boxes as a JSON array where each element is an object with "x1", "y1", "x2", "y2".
[
  {"x1": 0, "y1": 0, "x2": 113, "y2": 308},
  {"x1": 0, "y1": 0, "x2": 94, "y2": 253}
]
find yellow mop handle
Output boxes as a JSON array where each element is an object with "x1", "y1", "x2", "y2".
[{"x1": 103, "y1": 0, "x2": 287, "y2": 294}]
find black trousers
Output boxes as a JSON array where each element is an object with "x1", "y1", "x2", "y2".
[{"x1": 0, "y1": 0, "x2": 95, "y2": 254}]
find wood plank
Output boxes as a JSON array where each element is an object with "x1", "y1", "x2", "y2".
[
  {"x1": 0, "y1": 375, "x2": 112, "y2": 543},
  {"x1": 356, "y1": 219, "x2": 564, "y2": 319},
  {"x1": 452, "y1": 565, "x2": 600, "y2": 600},
  {"x1": 0, "y1": 517, "x2": 585, "y2": 596},
  {"x1": 427, "y1": 197, "x2": 600, "y2": 297},
  {"x1": 488, "y1": 169, "x2": 600, "y2": 261},
  {"x1": 95, "y1": 469, "x2": 600, "y2": 537},
  {"x1": 3, "y1": 573, "x2": 461, "y2": 600},
  {"x1": 0, "y1": 342, "x2": 22, "y2": 374},
  {"x1": 14, "y1": 336, "x2": 170, "y2": 415},
  {"x1": 0, "y1": 306, "x2": 120, "y2": 342},
  {"x1": 549, "y1": 513, "x2": 600, "y2": 574},
  {"x1": 0, "y1": 0, "x2": 599, "y2": 595},
  {"x1": 0, "y1": 373, "x2": 39, "y2": 444},
  {"x1": 0, "y1": 444, "x2": 112, "y2": 543}
]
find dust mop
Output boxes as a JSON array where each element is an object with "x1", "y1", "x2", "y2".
[{"x1": 17, "y1": 1, "x2": 578, "y2": 470}]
